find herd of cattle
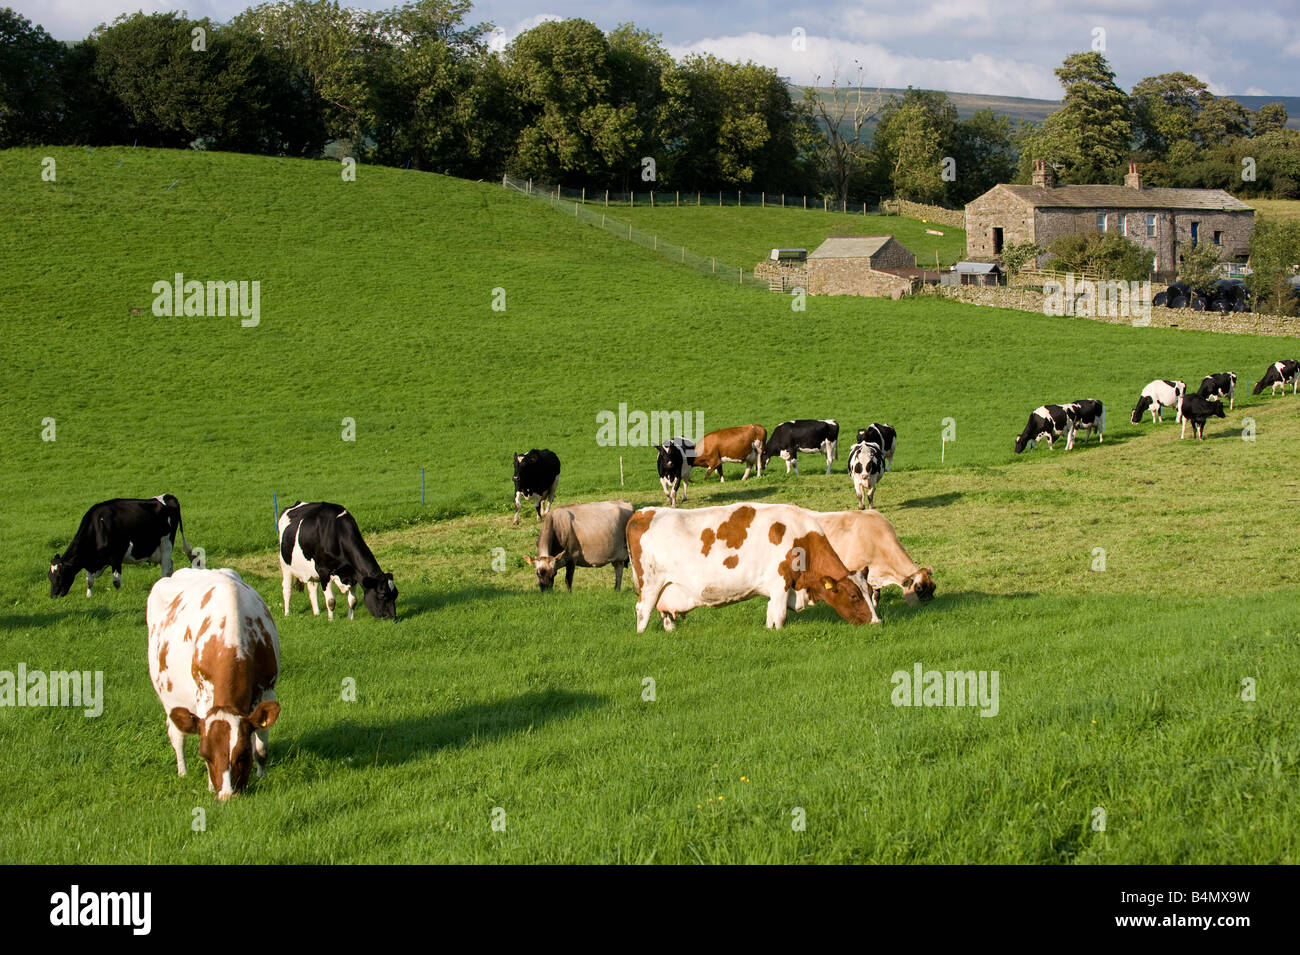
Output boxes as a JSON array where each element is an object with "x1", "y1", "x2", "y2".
[
  {"x1": 39, "y1": 356, "x2": 1299, "y2": 798},
  {"x1": 511, "y1": 417, "x2": 931, "y2": 641},
  {"x1": 1014, "y1": 359, "x2": 1297, "y2": 453}
]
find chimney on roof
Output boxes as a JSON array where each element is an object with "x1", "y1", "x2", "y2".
[
  {"x1": 1032, "y1": 158, "x2": 1055, "y2": 189},
  {"x1": 1125, "y1": 162, "x2": 1141, "y2": 190}
]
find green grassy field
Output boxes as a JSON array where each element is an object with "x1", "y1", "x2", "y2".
[
  {"x1": 613, "y1": 202, "x2": 966, "y2": 270},
  {"x1": 0, "y1": 147, "x2": 1297, "y2": 863},
  {"x1": 1251, "y1": 198, "x2": 1300, "y2": 221}
]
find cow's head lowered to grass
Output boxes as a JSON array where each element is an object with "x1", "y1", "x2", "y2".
[
  {"x1": 782, "y1": 532, "x2": 879, "y2": 626},
  {"x1": 169, "y1": 702, "x2": 281, "y2": 801},
  {"x1": 362, "y1": 574, "x2": 398, "y2": 619},
  {"x1": 48, "y1": 555, "x2": 75, "y2": 598},
  {"x1": 903, "y1": 567, "x2": 936, "y2": 605},
  {"x1": 523, "y1": 552, "x2": 565, "y2": 590}
]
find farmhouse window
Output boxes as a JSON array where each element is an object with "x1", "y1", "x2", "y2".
[
  {"x1": 1097, "y1": 213, "x2": 1107, "y2": 232},
  {"x1": 1146, "y1": 215, "x2": 1157, "y2": 236},
  {"x1": 993, "y1": 227, "x2": 1004, "y2": 254},
  {"x1": 1190, "y1": 221, "x2": 1200, "y2": 246},
  {"x1": 1213, "y1": 230, "x2": 1222, "y2": 246},
  {"x1": 1119, "y1": 214, "x2": 1128, "y2": 236}
]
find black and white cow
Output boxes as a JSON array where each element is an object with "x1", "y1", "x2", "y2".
[
  {"x1": 278, "y1": 502, "x2": 397, "y2": 620},
  {"x1": 1014, "y1": 405, "x2": 1072, "y2": 453},
  {"x1": 1197, "y1": 372, "x2": 1237, "y2": 410},
  {"x1": 512, "y1": 449, "x2": 560, "y2": 525},
  {"x1": 847, "y1": 441, "x2": 887, "y2": 509},
  {"x1": 49, "y1": 494, "x2": 195, "y2": 598},
  {"x1": 855, "y1": 424, "x2": 897, "y2": 471},
  {"x1": 762, "y1": 419, "x2": 839, "y2": 475},
  {"x1": 1063, "y1": 399, "x2": 1105, "y2": 446},
  {"x1": 1252, "y1": 360, "x2": 1299, "y2": 397},
  {"x1": 655, "y1": 436, "x2": 695, "y2": 507},
  {"x1": 1178, "y1": 393, "x2": 1226, "y2": 440},
  {"x1": 1130, "y1": 379, "x2": 1186, "y2": 424}
]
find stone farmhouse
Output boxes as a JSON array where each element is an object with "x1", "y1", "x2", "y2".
[{"x1": 964, "y1": 160, "x2": 1254, "y2": 275}]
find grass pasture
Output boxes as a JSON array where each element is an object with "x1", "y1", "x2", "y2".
[
  {"x1": 614, "y1": 201, "x2": 967, "y2": 270},
  {"x1": 1250, "y1": 198, "x2": 1300, "y2": 221},
  {"x1": 0, "y1": 148, "x2": 1298, "y2": 863}
]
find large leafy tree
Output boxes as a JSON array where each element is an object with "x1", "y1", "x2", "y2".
[
  {"x1": 0, "y1": 8, "x2": 65, "y2": 146},
  {"x1": 1193, "y1": 92, "x2": 1252, "y2": 146},
  {"x1": 657, "y1": 53, "x2": 810, "y2": 192},
  {"x1": 366, "y1": 0, "x2": 493, "y2": 172},
  {"x1": 504, "y1": 18, "x2": 638, "y2": 184},
  {"x1": 1017, "y1": 52, "x2": 1130, "y2": 184},
  {"x1": 93, "y1": 12, "x2": 275, "y2": 150},
  {"x1": 1247, "y1": 218, "x2": 1300, "y2": 316},
  {"x1": 232, "y1": 0, "x2": 383, "y2": 156},
  {"x1": 1130, "y1": 72, "x2": 1205, "y2": 156}
]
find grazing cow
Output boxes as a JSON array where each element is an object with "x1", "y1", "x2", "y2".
[
  {"x1": 278, "y1": 501, "x2": 397, "y2": 620},
  {"x1": 693, "y1": 425, "x2": 766, "y2": 482},
  {"x1": 625, "y1": 502, "x2": 877, "y2": 632},
  {"x1": 762, "y1": 419, "x2": 839, "y2": 475},
  {"x1": 1130, "y1": 379, "x2": 1186, "y2": 424},
  {"x1": 1197, "y1": 372, "x2": 1237, "y2": 410},
  {"x1": 49, "y1": 494, "x2": 195, "y2": 598},
  {"x1": 524, "y1": 500, "x2": 633, "y2": 591},
  {"x1": 856, "y1": 424, "x2": 897, "y2": 470},
  {"x1": 1179, "y1": 393, "x2": 1226, "y2": 440},
  {"x1": 1014, "y1": 405, "x2": 1072, "y2": 453},
  {"x1": 147, "y1": 568, "x2": 280, "y2": 801},
  {"x1": 1252, "y1": 360, "x2": 1300, "y2": 396},
  {"x1": 1064, "y1": 399, "x2": 1105, "y2": 446},
  {"x1": 512, "y1": 449, "x2": 561, "y2": 525},
  {"x1": 847, "y1": 441, "x2": 886, "y2": 509},
  {"x1": 791, "y1": 508, "x2": 935, "y2": 611},
  {"x1": 655, "y1": 436, "x2": 694, "y2": 507}
]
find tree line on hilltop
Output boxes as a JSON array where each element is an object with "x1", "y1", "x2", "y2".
[{"x1": 1, "y1": 4, "x2": 1296, "y2": 204}]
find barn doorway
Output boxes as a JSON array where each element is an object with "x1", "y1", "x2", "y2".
[{"x1": 992, "y1": 227, "x2": 1004, "y2": 254}]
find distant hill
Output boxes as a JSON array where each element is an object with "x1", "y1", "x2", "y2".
[{"x1": 796, "y1": 86, "x2": 1300, "y2": 140}]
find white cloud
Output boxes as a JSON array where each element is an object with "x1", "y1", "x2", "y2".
[
  {"x1": 487, "y1": 12, "x2": 563, "y2": 52},
  {"x1": 667, "y1": 32, "x2": 1063, "y2": 99}
]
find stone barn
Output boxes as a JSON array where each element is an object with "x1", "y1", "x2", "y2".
[
  {"x1": 804, "y1": 235, "x2": 918, "y2": 297},
  {"x1": 964, "y1": 160, "x2": 1254, "y2": 275}
]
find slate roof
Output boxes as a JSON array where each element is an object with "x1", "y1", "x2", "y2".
[
  {"x1": 808, "y1": 236, "x2": 895, "y2": 259},
  {"x1": 994, "y1": 184, "x2": 1252, "y2": 212}
]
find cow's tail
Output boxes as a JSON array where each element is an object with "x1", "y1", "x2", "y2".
[{"x1": 172, "y1": 501, "x2": 195, "y2": 560}]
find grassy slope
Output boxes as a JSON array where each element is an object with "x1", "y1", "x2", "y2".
[
  {"x1": 0, "y1": 147, "x2": 1297, "y2": 863},
  {"x1": 614, "y1": 202, "x2": 966, "y2": 270}
]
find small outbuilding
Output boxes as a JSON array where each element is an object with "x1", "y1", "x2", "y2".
[
  {"x1": 805, "y1": 235, "x2": 918, "y2": 297},
  {"x1": 941, "y1": 262, "x2": 1003, "y2": 287}
]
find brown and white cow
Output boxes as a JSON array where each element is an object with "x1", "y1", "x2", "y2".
[
  {"x1": 792, "y1": 509, "x2": 935, "y2": 610},
  {"x1": 692, "y1": 425, "x2": 767, "y2": 482},
  {"x1": 524, "y1": 500, "x2": 634, "y2": 591},
  {"x1": 625, "y1": 503, "x2": 878, "y2": 631},
  {"x1": 147, "y1": 568, "x2": 281, "y2": 801}
]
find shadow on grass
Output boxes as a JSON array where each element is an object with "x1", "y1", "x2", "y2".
[
  {"x1": 0, "y1": 604, "x2": 117, "y2": 629},
  {"x1": 898, "y1": 491, "x2": 963, "y2": 509},
  {"x1": 691, "y1": 484, "x2": 780, "y2": 504},
  {"x1": 398, "y1": 585, "x2": 519, "y2": 618},
  {"x1": 289, "y1": 688, "x2": 606, "y2": 766}
]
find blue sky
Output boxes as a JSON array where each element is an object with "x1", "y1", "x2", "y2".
[{"x1": 17, "y1": 1, "x2": 1300, "y2": 99}]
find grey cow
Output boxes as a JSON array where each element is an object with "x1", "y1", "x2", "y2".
[{"x1": 524, "y1": 500, "x2": 634, "y2": 591}]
